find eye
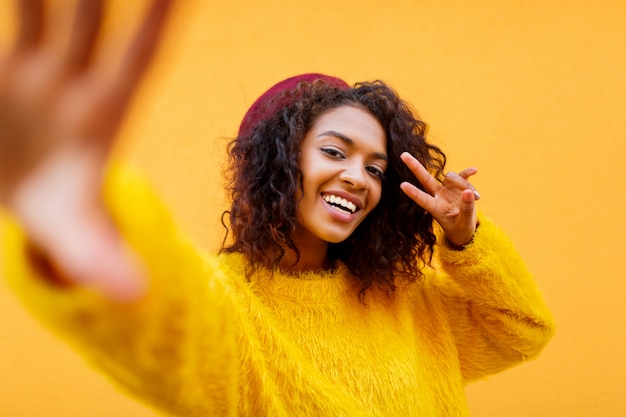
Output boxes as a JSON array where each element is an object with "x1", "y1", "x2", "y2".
[
  {"x1": 365, "y1": 166, "x2": 386, "y2": 180},
  {"x1": 321, "y1": 147, "x2": 345, "y2": 159}
]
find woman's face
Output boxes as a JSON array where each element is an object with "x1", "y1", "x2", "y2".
[{"x1": 295, "y1": 105, "x2": 387, "y2": 245}]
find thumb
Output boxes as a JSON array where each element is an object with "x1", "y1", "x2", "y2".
[
  {"x1": 459, "y1": 189, "x2": 477, "y2": 227},
  {"x1": 445, "y1": 189, "x2": 478, "y2": 248},
  {"x1": 9, "y1": 148, "x2": 147, "y2": 302},
  {"x1": 52, "y1": 218, "x2": 148, "y2": 302}
]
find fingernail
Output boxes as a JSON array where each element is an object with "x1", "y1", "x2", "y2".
[{"x1": 473, "y1": 190, "x2": 481, "y2": 200}]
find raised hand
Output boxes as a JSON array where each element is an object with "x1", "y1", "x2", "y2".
[
  {"x1": 399, "y1": 152, "x2": 479, "y2": 248},
  {"x1": 0, "y1": 0, "x2": 173, "y2": 301}
]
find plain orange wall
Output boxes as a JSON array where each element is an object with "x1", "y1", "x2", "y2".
[{"x1": 1, "y1": 0, "x2": 625, "y2": 416}]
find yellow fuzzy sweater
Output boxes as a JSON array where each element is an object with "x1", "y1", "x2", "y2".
[{"x1": 1, "y1": 166, "x2": 555, "y2": 416}]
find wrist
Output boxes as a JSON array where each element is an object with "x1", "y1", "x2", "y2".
[
  {"x1": 445, "y1": 237, "x2": 472, "y2": 251},
  {"x1": 25, "y1": 241, "x2": 74, "y2": 288},
  {"x1": 444, "y1": 222, "x2": 479, "y2": 251}
]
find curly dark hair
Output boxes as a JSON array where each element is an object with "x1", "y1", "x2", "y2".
[{"x1": 221, "y1": 79, "x2": 447, "y2": 297}]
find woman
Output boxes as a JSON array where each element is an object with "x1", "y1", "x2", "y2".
[
  {"x1": 225, "y1": 73, "x2": 477, "y2": 291},
  {"x1": 0, "y1": 1, "x2": 554, "y2": 416}
]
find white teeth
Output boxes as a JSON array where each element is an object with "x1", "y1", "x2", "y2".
[{"x1": 323, "y1": 194, "x2": 357, "y2": 213}]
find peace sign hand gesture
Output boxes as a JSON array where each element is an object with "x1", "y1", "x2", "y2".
[
  {"x1": 0, "y1": 0, "x2": 173, "y2": 301},
  {"x1": 400, "y1": 152, "x2": 479, "y2": 249}
]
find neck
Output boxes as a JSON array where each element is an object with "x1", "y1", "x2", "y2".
[{"x1": 278, "y1": 239, "x2": 330, "y2": 272}]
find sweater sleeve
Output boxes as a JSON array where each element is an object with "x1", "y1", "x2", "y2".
[
  {"x1": 432, "y1": 213, "x2": 555, "y2": 383},
  {"x1": 0, "y1": 164, "x2": 240, "y2": 416}
]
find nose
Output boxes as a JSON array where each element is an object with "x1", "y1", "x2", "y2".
[{"x1": 339, "y1": 165, "x2": 368, "y2": 190}]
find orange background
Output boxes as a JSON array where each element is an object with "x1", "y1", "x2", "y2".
[{"x1": 1, "y1": 0, "x2": 625, "y2": 416}]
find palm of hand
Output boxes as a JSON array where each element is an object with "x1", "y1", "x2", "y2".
[
  {"x1": 0, "y1": 0, "x2": 173, "y2": 301},
  {"x1": 0, "y1": 50, "x2": 111, "y2": 195},
  {"x1": 399, "y1": 152, "x2": 479, "y2": 248}
]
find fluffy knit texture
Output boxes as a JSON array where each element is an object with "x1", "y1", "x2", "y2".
[{"x1": 1, "y1": 164, "x2": 555, "y2": 417}]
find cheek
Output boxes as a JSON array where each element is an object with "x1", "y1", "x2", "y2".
[
  {"x1": 294, "y1": 181, "x2": 303, "y2": 201},
  {"x1": 295, "y1": 174, "x2": 317, "y2": 210},
  {"x1": 370, "y1": 182, "x2": 383, "y2": 208},
  {"x1": 298, "y1": 175, "x2": 313, "y2": 200}
]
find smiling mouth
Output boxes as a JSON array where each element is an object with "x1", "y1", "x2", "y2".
[{"x1": 322, "y1": 193, "x2": 359, "y2": 214}]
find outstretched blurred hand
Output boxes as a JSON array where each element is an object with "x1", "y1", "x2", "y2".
[{"x1": 0, "y1": 0, "x2": 173, "y2": 301}]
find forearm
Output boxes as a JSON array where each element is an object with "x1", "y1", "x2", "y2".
[
  {"x1": 1, "y1": 164, "x2": 240, "y2": 413},
  {"x1": 435, "y1": 213, "x2": 555, "y2": 381}
]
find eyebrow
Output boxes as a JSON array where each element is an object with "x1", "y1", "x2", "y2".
[{"x1": 317, "y1": 130, "x2": 388, "y2": 162}]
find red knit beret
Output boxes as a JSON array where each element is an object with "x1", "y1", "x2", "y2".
[{"x1": 238, "y1": 73, "x2": 350, "y2": 137}]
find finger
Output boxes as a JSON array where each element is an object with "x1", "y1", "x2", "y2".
[
  {"x1": 112, "y1": 0, "x2": 174, "y2": 101},
  {"x1": 458, "y1": 166, "x2": 478, "y2": 180},
  {"x1": 16, "y1": 0, "x2": 45, "y2": 50},
  {"x1": 400, "y1": 152, "x2": 440, "y2": 195},
  {"x1": 445, "y1": 170, "x2": 481, "y2": 200},
  {"x1": 458, "y1": 189, "x2": 478, "y2": 229},
  {"x1": 65, "y1": 0, "x2": 104, "y2": 72},
  {"x1": 400, "y1": 181, "x2": 436, "y2": 214}
]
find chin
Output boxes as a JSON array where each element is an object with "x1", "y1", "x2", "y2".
[{"x1": 320, "y1": 230, "x2": 355, "y2": 244}]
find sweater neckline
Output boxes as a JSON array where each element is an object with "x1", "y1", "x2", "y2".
[
  {"x1": 218, "y1": 252, "x2": 357, "y2": 303},
  {"x1": 219, "y1": 252, "x2": 348, "y2": 280}
]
